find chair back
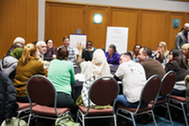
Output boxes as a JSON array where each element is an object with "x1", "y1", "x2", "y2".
[
  {"x1": 160, "y1": 71, "x2": 176, "y2": 97},
  {"x1": 26, "y1": 75, "x2": 56, "y2": 106},
  {"x1": 141, "y1": 75, "x2": 161, "y2": 104},
  {"x1": 89, "y1": 76, "x2": 119, "y2": 106}
]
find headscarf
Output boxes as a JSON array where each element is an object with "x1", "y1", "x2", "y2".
[
  {"x1": 10, "y1": 48, "x2": 23, "y2": 59},
  {"x1": 81, "y1": 49, "x2": 112, "y2": 81}
]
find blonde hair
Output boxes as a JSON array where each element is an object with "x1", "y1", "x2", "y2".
[
  {"x1": 20, "y1": 43, "x2": 36, "y2": 65},
  {"x1": 159, "y1": 41, "x2": 169, "y2": 58},
  {"x1": 182, "y1": 43, "x2": 189, "y2": 50}
]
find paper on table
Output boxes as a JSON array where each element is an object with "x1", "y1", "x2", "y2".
[{"x1": 75, "y1": 73, "x2": 85, "y2": 82}]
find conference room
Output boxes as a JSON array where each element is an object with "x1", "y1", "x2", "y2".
[{"x1": 0, "y1": 0, "x2": 189, "y2": 126}]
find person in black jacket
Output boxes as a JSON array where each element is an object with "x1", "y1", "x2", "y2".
[
  {"x1": 165, "y1": 49, "x2": 189, "y2": 96},
  {"x1": 0, "y1": 71, "x2": 18, "y2": 124}
]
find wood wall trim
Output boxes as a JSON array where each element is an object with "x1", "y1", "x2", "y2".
[{"x1": 46, "y1": 0, "x2": 86, "y2": 6}]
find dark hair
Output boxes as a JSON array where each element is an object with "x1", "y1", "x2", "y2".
[
  {"x1": 169, "y1": 49, "x2": 188, "y2": 69},
  {"x1": 180, "y1": 27, "x2": 184, "y2": 32},
  {"x1": 32, "y1": 41, "x2": 38, "y2": 45},
  {"x1": 109, "y1": 44, "x2": 117, "y2": 52},
  {"x1": 101, "y1": 48, "x2": 105, "y2": 52},
  {"x1": 87, "y1": 41, "x2": 93, "y2": 46},
  {"x1": 170, "y1": 49, "x2": 180, "y2": 58},
  {"x1": 62, "y1": 36, "x2": 69, "y2": 42},
  {"x1": 57, "y1": 46, "x2": 69, "y2": 60},
  {"x1": 46, "y1": 39, "x2": 53, "y2": 44},
  {"x1": 133, "y1": 44, "x2": 142, "y2": 52},
  {"x1": 142, "y1": 47, "x2": 152, "y2": 57},
  {"x1": 121, "y1": 52, "x2": 133, "y2": 60}
]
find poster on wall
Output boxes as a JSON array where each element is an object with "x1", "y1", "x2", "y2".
[
  {"x1": 70, "y1": 34, "x2": 87, "y2": 54},
  {"x1": 173, "y1": 19, "x2": 180, "y2": 28},
  {"x1": 106, "y1": 26, "x2": 129, "y2": 54}
]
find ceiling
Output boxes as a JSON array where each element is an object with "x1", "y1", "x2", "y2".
[{"x1": 171, "y1": 0, "x2": 189, "y2": 2}]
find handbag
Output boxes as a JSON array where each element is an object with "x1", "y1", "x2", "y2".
[
  {"x1": 1, "y1": 117, "x2": 27, "y2": 126},
  {"x1": 55, "y1": 114, "x2": 80, "y2": 126}
]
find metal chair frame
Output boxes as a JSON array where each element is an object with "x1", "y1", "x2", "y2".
[
  {"x1": 26, "y1": 75, "x2": 69, "y2": 126},
  {"x1": 76, "y1": 76, "x2": 119, "y2": 126},
  {"x1": 16, "y1": 103, "x2": 30, "y2": 119},
  {"x1": 169, "y1": 96, "x2": 189, "y2": 126},
  {"x1": 153, "y1": 71, "x2": 176, "y2": 125},
  {"x1": 116, "y1": 75, "x2": 161, "y2": 126}
]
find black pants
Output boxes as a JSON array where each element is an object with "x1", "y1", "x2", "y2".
[
  {"x1": 56, "y1": 92, "x2": 75, "y2": 108},
  {"x1": 56, "y1": 92, "x2": 77, "y2": 120}
]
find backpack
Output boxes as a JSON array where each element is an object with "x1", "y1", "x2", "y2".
[
  {"x1": 1, "y1": 117, "x2": 27, "y2": 126},
  {"x1": 55, "y1": 114, "x2": 80, "y2": 126}
]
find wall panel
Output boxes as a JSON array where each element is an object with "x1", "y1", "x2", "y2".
[
  {"x1": 186, "y1": 13, "x2": 189, "y2": 23},
  {"x1": 45, "y1": 3, "x2": 86, "y2": 47},
  {"x1": 45, "y1": 2, "x2": 189, "y2": 53},
  {"x1": 111, "y1": 8, "x2": 138, "y2": 51},
  {"x1": 1, "y1": 1, "x2": 189, "y2": 58},
  {"x1": 140, "y1": 10, "x2": 169, "y2": 50},
  {"x1": 168, "y1": 12, "x2": 185, "y2": 50},
  {"x1": 87, "y1": 6, "x2": 110, "y2": 49},
  {"x1": 0, "y1": 0, "x2": 38, "y2": 59},
  {"x1": 26, "y1": 0, "x2": 38, "y2": 43}
]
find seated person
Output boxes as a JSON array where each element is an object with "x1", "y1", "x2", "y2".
[
  {"x1": 154, "y1": 41, "x2": 169, "y2": 65},
  {"x1": 114, "y1": 52, "x2": 147, "y2": 108},
  {"x1": 105, "y1": 44, "x2": 120, "y2": 65},
  {"x1": 6, "y1": 37, "x2": 25, "y2": 56},
  {"x1": 1, "y1": 48, "x2": 23, "y2": 82},
  {"x1": 138, "y1": 47, "x2": 166, "y2": 79},
  {"x1": 44, "y1": 39, "x2": 57, "y2": 61},
  {"x1": 48, "y1": 46, "x2": 75, "y2": 109},
  {"x1": 76, "y1": 45, "x2": 113, "y2": 109},
  {"x1": 132, "y1": 44, "x2": 142, "y2": 62},
  {"x1": 185, "y1": 75, "x2": 189, "y2": 114},
  {"x1": 82, "y1": 41, "x2": 96, "y2": 61},
  {"x1": 58, "y1": 36, "x2": 76, "y2": 63},
  {"x1": 14, "y1": 43, "x2": 46, "y2": 103},
  {"x1": 182, "y1": 43, "x2": 189, "y2": 64},
  {"x1": 0, "y1": 71, "x2": 18, "y2": 124},
  {"x1": 165, "y1": 49, "x2": 189, "y2": 97},
  {"x1": 36, "y1": 41, "x2": 47, "y2": 62}
]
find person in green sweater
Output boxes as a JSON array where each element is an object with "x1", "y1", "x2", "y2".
[
  {"x1": 14, "y1": 43, "x2": 46, "y2": 103},
  {"x1": 48, "y1": 46, "x2": 75, "y2": 109}
]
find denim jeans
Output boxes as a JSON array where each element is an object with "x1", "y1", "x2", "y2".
[
  {"x1": 171, "y1": 89, "x2": 186, "y2": 97},
  {"x1": 116, "y1": 94, "x2": 148, "y2": 108}
]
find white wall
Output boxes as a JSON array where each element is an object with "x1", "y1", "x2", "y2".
[
  {"x1": 38, "y1": 0, "x2": 45, "y2": 41},
  {"x1": 52, "y1": 0, "x2": 189, "y2": 12},
  {"x1": 38, "y1": 0, "x2": 189, "y2": 40}
]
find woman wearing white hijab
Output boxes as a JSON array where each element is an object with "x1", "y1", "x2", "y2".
[
  {"x1": 76, "y1": 47, "x2": 113, "y2": 108},
  {"x1": 81, "y1": 49, "x2": 112, "y2": 81}
]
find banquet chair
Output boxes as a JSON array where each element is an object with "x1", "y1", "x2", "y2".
[
  {"x1": 116, "y1": 75, "x2": 161, "y2": 126},
  {"x1": 153, "y1": 71, "x2": 176, "y2": 125},
  {"x1": 76, "y1": 76, "x2": 119, "y2": 126},
  {"x1": 26, "y1": 75, "x2": 70, "y2": 126},
  {"x1": 169, "y1": 95, "x2": 189, "y2": 126},
  {"x1": 16, "y1": 102, "x2": 36, "y2": 119}
]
